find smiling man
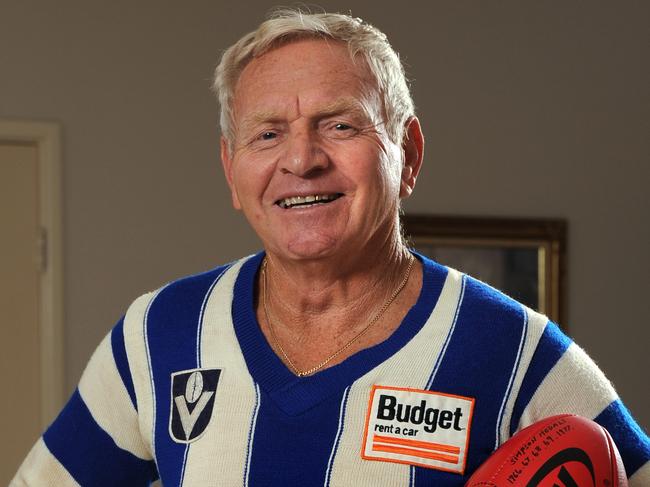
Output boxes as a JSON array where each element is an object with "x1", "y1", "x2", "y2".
[{"x1": 12, "y1": 9, "x2": 650, "y2": 487}]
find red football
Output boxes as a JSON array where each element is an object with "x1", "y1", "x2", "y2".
[{"x1": 466, "y1": 414, "x2": 627, "y2": 486}]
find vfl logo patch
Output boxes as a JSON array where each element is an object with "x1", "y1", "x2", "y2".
[
  {"x1": 169, "y1": 368, "x2": 222, "y2": 443},
  {"x1": 362, "y1": 385, "x2": 475, "y2": 474}
]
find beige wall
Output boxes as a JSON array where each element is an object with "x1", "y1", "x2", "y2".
[{"x1": 1, "y1": 1, "x2": 647, "y2": 430}]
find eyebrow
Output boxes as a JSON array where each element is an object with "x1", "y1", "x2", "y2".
[
  {"x1": 313, "y1": 98, "x2": 369, "y2": 120},
  {"x1": 238, "y1": 98, "x2": 371, "y2": 134}
]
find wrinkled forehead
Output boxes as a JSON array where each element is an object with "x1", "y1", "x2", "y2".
[
  {"x1": 231, "y1": 39, "x2": 383, "y2": 129},
  {"x1": 239, "y1": 35, "x2": 375, "y2": 86}
]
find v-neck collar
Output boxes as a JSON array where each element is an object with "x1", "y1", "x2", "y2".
[{"x1": 231, "y1": 251, "x2": 448, "y2": 415}]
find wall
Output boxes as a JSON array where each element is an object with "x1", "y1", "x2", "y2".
[{"x1": 1, "y1": 1, "x2": 647, "y2": 429}]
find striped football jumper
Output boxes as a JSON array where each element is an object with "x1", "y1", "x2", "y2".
[{"x1": 12, "y1": 252, "x2": 650, "y2": 486}]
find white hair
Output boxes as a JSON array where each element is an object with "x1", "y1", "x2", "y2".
[{"x1": 213, "y1": 8, "x2": 415, "y2": 148}]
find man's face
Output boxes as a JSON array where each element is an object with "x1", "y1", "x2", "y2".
[{"x1": 221, "y1": 39, "x2": 410, "y2": 263}]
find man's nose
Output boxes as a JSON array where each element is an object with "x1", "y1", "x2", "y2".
[{"x1": 279, "y1": 129, "x2": 329, "y2": 177}]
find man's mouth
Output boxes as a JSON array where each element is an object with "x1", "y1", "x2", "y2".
[{"x1": 276, "y1": 193, "x2": 343, "y2": 209}]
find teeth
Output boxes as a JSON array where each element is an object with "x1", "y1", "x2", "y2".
[{"x1": 278, "y1": 194, "x2": 340, "y2": 208}]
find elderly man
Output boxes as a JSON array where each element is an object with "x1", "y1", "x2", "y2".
[{"x1": 13, "y1": 9, "x2": 649, "y2": 486}]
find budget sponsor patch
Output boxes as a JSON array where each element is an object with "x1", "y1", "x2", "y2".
[{"x1": 362, "y1": 385, "x2": 475, "y2": 474}]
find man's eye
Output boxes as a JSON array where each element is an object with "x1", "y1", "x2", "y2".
[
  {"x1": 327, "y1": 123, "x2": 358, "y2": 138},
  {"x1": 248, "y1": 130, "x2": 280, "y2": 149},
  {"x1": 260, "y1": 131, "x2": 277, "y2": 140}
]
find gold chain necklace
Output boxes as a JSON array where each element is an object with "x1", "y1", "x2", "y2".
[{"x1": 261, "y1": 255, "x2": 415, "y2": 377}]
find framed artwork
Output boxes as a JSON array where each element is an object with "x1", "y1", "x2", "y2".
[{"x1": 402, "y1": 215, "x2": 567, "y2": 326}]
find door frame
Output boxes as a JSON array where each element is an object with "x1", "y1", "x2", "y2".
[{"x1": 0, "y1": 119, "x2": 64, "y2": 428}]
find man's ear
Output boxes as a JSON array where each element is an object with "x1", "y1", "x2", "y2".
[
  {"x1": 220, "y1": 136, "x2": 242, "y2": 210},
  {"x1": 399, "y1": 116, "x2": 424, "y2": 199}
]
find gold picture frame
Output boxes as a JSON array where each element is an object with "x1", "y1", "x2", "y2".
[{"x1": 402, "y1": 215, "x2": 567, "y2": 326}]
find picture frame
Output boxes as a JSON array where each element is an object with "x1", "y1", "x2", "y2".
[{"x1": 402, "y1": 215, "x2": 567, "y2": 326}]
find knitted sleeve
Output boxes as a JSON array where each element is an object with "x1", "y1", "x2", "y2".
[
  {"x1": 10, "y1": 314, "x2": 158, "y2": 486},
  {"x1": 509, "y1": 321, "x2": 650, "y2": 486}
]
